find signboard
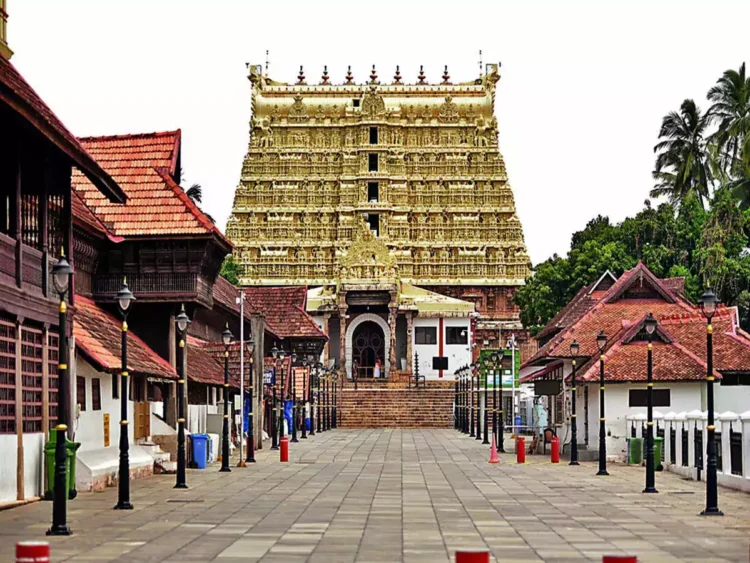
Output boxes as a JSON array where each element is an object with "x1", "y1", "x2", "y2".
[
  {"x1": 263, "y1": 369, "x2": 275, "y2": 385},
  {"x1": 534, "y1": 380, "x2": 561, "y2": 396},
  {"x1": 103, "y1": 413, "x2": 110, "y2": 447},
  {"x1": 478, "y1": 348, "x2": 521, "y2": 389},
  {"x1": 432, "y1": 357, "x2": 448, "y2": 370}
]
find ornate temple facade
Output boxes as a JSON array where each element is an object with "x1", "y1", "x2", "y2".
[{"x1": 227, "y1": 64, "x2": 531, "y2": 379}]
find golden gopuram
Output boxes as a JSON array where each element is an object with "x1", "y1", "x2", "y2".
[{"x1": 227, "y1": 63, "x2": 531, "y2": 379}]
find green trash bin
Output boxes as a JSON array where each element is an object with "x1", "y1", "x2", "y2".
[
  {"x1": 653, "y1": 437, "x2": 664, "y2": 471},
  {"x1": 45, "y1": 429, "x2": 81, "y2": 500},
  {"x1": 628, "y1": 437, "x2": 644, "y2": 465}
]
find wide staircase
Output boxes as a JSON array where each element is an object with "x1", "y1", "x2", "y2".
[{"x1": 338, "y1": 379, "x2": 454, "y2": 428}]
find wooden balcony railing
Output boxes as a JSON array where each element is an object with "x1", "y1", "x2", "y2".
[
  {"x1": 0, "y1": 232, "x2": 53, "y2": 298},
  {"x1": 93, "y1": 272, "x2": 212, "y2": 303}
]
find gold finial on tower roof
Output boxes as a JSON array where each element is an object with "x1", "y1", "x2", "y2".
[
  {"x1": 442, "y1": 65, "x2": 451, "y2": 84},
  {"x1": 369, "y1": 64, "x2": 378, "y2": 84},
  {"x1": 297, "y1": 65, "x2": 306, "y2": 85},
  {"x1": 417, "y1": 65, "x2": 426, "y2": 84},
  {"x1": 393, "y1": 65, "x2": 402, "y2": 85},
  {"x1": 345, "y1": 65, "x2": 354, "y2": 84},
  {"x1": 320, "y1": 65, "x2": 330, "y2": 85}
]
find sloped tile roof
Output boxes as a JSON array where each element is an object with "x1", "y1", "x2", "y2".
[
  {"x1": 72, "y1": 191, "x2": 122, "y2": 242},
  {"x1": 243, "y1": 286, "x2": 326, "y2": 340},
  {"x1": 536, "y1": 284, "x2": 598, "y2": 341},
  {"x1": 211, "y1": 277, "x2": 279, "y2": 339},
  {"x1": 74, "y1": 296, "x2": 176, "y2": 379},
  {"x1": 71, "y1": 131, "x2": 228, "y2": 242},
  {"x1": 185, "y1": 335, "x2": 232, "y2": 388},
  {"x1": 193, "y1": 338, "x2": 253, "y2": 390},
  {"x1": 0, "y1": 56, "x2": 125, "y2": 202}
]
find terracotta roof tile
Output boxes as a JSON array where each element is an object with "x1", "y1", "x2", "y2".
[
  {"x1": 242, "y1": 287, "x2": 326, "y2": 340},
  {"x1": 71, "y1": 131, "x2": 228, "y2": 242},
  {"x1": 192, "y1": 337, "x2": 253, "y2": 389},
  {"x1": 185, "y1": 336, "x2": 230, "y2": 387},
  {"x1": 0, "y1": 56, "x2": 125, "y2": 202},
  {"x1": 74, "y1": 296, "x2": 176, "y2": 380}
]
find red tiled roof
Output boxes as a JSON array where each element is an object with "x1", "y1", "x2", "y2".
[
  {"x1": 185, "y1": 336, "x2": 232, "y2": 388},
  {"x1": 72, "y1": 191, "x2": 122, "y2": 242},
  {"x1": 211, "y1": 277, "x2": 279, "y2": 339},
  {"x1": 663, "y1": 277, "x2": 686, "y2": 296},
  {"x1": 243, "y1": 287, "x2": 326, "y2": 340},
  {"x1": 0, "y1": 56, "x2": 125, "y2": 203},
  {"x1": 74, "y1": 296, "x2": 176, "y2": 380},
  {"x1": 194, "y1": 338, "x2": 253, "y2": 390},
  {"x1": 71, "y1": 131, "x2": 228, "y2": 243},
  {"x1": 536, "y1": 285, "x2": 598, "y2": 341}
]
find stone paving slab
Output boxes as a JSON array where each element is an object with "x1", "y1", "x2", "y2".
[{"x1": 1, "y1": 429, "x2": 749, "y2": 562}]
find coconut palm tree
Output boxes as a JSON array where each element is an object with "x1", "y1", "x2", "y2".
[
  {"x1": 178, "y1": 169, "x2": 215, "y2": 223},
  {"x1": 707, "y1": 62, "x2": 750, "y2": 177},
  {"x1": 651, "y1": 99, "x2": 713, "y2": 209}
]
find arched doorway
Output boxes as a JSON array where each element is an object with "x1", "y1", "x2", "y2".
[
  {"x1": 344, "y1": 313, "x2": 391, "y2": 378},
  {"x1": 352, "y1": 322, "x2": 385, "y2": 379}
]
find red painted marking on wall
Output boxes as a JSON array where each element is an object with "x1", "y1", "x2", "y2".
[{"x1": 439, "y1": 318, "x2": 444, "y2": 378}]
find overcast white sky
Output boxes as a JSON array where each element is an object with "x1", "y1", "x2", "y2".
[{"x1": 8, "y1": 1, "x2": 750, "y2": 264}]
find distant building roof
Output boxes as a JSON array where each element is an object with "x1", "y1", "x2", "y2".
[
  {"x1": 74, "y1": 296, "x2": 176, "y2": 380},
  {"x1": 243, "y1": 286, "x2": 326, "y2": 340},
  {"x1": 71, "y1": 130, "x2": 227, "y2": 243},
  {"x1": 0, "y1": 56, "x2": 125, "y2": 203}
]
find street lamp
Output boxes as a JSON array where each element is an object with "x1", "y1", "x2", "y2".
[
  {"x1": 482, "y1": 355, "x2": 490, "y2": 444},
  {"x1": 301, "y1": 360, "x2": 309, "y2": 439},
  {"x1": 469, "y1": 364, "x2": 476, "y2": 438},
  {"x1": 246, "y1": 331, "x2": 256, "y2": 463},
  {"x1": 332, "y1": 368, "x2": 339, "y2": 429},
  {"x1": 47, "y1": 252, "x2": 73, "y2": 536},
  {"x1": 493, "y1": 352, "x2": 505, "y2": 453},
  {"x1": 643, "y1": 312, "x2": 658, "y2": 493},
  {"x1": 291, "y1": 352, "x2": 299, "y2": 443},
  {"x1": 596, "y1": 331, "x2": 609, "y2": 476},
  {"x1": 174, "y1": 305, "x2": 190, "y2": 489},
  {"x1": 114, "y1": 279, "x2": 135, "y2": 509},
  {"x1": 278, "y1": 348, "x2": 286, "y2": 445},
  {"x1": 316, "y1": 365, "x2": 323, "y2": 434},
  {"x1": 270, "y1": 345, "x2": 279, "y2": 450},
  {"x1": 569, "y1": 339, "x2": 580, "y2": 466},
  {"x1": 699, "y1": 288, "x2": 723, "y2": 516},
  {"x1": 220, "y1": 325, "x2": 233, "y2": 472}
]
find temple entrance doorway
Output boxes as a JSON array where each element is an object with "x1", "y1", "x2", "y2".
[{"x1": 352, "y1": 321, "x2": 385, "y2": 379}]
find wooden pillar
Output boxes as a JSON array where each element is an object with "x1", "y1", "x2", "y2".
[
  {"x1": 406, "y1": 312, "x2": 414, "y2": 374},
  {"x1": 15, "y1": 319, "x2": 23, "y2": 501},
  {"x1": 388, "y1": 307, "x2": 397, "y2": 375},
  {"x1": 40, "y1": 166, "x2": 49, "y2": 298},
  {"x1": 14, "y1": 144, "x2": 22, "y2": 289}
]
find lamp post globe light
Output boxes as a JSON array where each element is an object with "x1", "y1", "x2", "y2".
[
  {"x1": 114, "y1": 279, "x2": 135, "y2": 508},
  {"x1": 569, "y1": 339, "x2": 580, "y2": 466},
  {"x1": 699, "y1": 288, "x2": 723, "y2": 516},
  {"x1": 174, "y1": 305, "x2": 191, "y2": 489},
  {"x1": 47, "y1": 253, "x2": 74, "y2": 536},
  {"x1": 596, "y1": 331, "x2": 609, "y2": 476},
  {"x1": 643, "y1": 313, "x2": 658, "y2": 493},
  {"x1": 246, "y1": 332, "x2": 256, "y2": 463},
  {"x1": 220, "y1": 325, "x2": 233, "y2": 472}
]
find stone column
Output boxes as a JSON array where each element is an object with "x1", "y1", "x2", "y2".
[
  {"x1": 388, "y1": 307, "x2": 397, "y2": 375},
  {"x1": 406, "y1": 313, "x2": 414, "y2": 374}
]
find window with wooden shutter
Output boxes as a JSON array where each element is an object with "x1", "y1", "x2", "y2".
[
  {"x1": 76, "y1": 376, "x2": 86, "y2": 412},
  {"x1": 21, "y1": 326, "x2": 43, "y2": 433},
  {"x1": 91, "y1": 378, "x2": 101, "y2": 411},
  {"x1": 0, "y1": 318, "x2": 16, "y2": 434}
]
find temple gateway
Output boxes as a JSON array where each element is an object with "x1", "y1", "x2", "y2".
[{"x1": 227, "y1": 64, "x2": 531, "y2": 381}]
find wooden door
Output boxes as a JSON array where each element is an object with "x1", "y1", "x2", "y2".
[{"x1": 134, "y1": 401, "x2": 151, "y2": 440}]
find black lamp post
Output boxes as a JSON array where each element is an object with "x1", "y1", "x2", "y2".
[
  {"x1": 291, "y1": 352, "x2": 299, "y2": 443},
  {"x1": 312, "y1": 362, "x2": 320, "y2": 436},
  {"x1": 699, "y1": 288, "x2": 723, "y2": 515},
  {"x1": 332, "y1": 369, "x2": 338, "y2": 429},
  {"x1": 461, "y1": 368, "x2": 467, "y2": 433},
  {"x1": 174, "y1": 305, "x2": 190, "y2": 489},
  {"x1": 246, "y1": 333, "x2": 256, "y2": 463},
  {"x1": 482, "y1": 358, "x2": 490, "y2": 444},
  {"x1": 493, "y1": 352, "x2": 505, "y2": 453},
  {"x1": 114, "y1": 280, "x2": 135, "y2": 509},
  {"x1": 220, "y1": 325, "x2": 233, "y2": 472},
  {"x1": 596, "y1": 331, "x2": 609, "y2": 476},
  {"x1": 454, "y1": 369, "x2": 459, "y2": 430},
  {"x1": 569, "y1": 339, "x2": 580, "y2": 466},
  {"x1": 270, "y1": 344, "x2": 279, "y2": 450},
  {"x1": 278, "y1": 348, "x2": 286, "y2": 443},
  {"x1": 47, "y1": 252, "x2": 73, "y2": 536},
  {"x1": 643, "y1": 313, "x2": 658, "y2": 493},
  {"x1": 316, "y1": 365, "x2": 323, "y2": 434},
  {"x1": 301, "y1": 360, "x2": 308, "y2": 439},
  {"x1": 469, "y1": 364, "x2": 476, "y2": 437}
]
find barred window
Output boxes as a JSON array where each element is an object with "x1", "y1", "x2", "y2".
[
  {"x1": 0, "y1": 318, "x2": 17, "y2": 434},
  {"x1": 77, "y1": 376, "x2": 86, "y2": 412},
  {"x1": 91, "y1": 378, "x2": 101, "y2": 411},
  {"x1": 21, "y1": 326, "x2": 44, "y2": 433}
]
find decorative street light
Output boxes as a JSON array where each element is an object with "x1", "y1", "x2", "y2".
[
  {"x1": 114, "y1": 279, "x2": 135, "y2": 509},
  {"x1": 596, "y1": 331, "x2": 609, "y2": 476},
  {"x1": 698, "y1": 288, "x2": 723, "y2": 516},
  {"x1": 643, "y1": 312, "x2": 658, "y2": 493},
  {"x1": 454, "y1": 368, "x2": 460, "y2": 430},
  {"x1": 316, "y1": 364, "x2": 323, "y2": 434},
  {"x1": 245, "y1": 331, "x2": 256, "y2": 463},
  {"x1": 291, "y1": 351, "x2": 299, "y2": 443},
  {"x1": 311, "y1": 362, "x2": 321, "y2": 436},
  {"x1": 278, "y1": 348, "x2": 286, "y2": 444},
  {"x1": 332, "y1": 368, "x2": 339, "y2": 429},
  {"x1": 270, "y1": 345, "x2": 279, "y2": 450},
  {"x1": 301, "y1": 360, "x2": 308, "y2": 439},
  {"x1": 492, "y1": 352, "x2": 505, "y2": 453},
  {"x1": 220, "y1": 325, "x2": 233, "y2": 472},
  {"x1": 174, "y1": 305, "x2": 190, "y2": 489},
  {"x1": 469, "y1": 364, "x2": 476, "y2": 438},
  {"x1": 47, "y1": 252, "x2": 73, "y2": 536},
  {"x1": 482, "y1": 356, "x2": 490, "y2": 445},
  {"x1": 569, "y1": 339, "x2": 580, "y2": 466}
]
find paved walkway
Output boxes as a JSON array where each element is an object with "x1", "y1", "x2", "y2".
[{"x1": 1, "y1": 430, "x2": 749, "y2": 563}]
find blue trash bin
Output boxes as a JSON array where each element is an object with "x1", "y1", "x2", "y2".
[
  {"x1": 284, "y1": 400, "x2": 294, "y2": 433},
  {"x1": 514, "y1": 415, "x2": 522, "y2": 428},
  {"x1": 190, "y1": 434, "x2": 209, "y2": 469}
]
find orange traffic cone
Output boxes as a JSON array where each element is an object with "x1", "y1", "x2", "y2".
[{"x1": 488, "y1": 435, "x2": 500, "y2": 464}]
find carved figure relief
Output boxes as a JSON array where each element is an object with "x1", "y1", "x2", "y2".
[
  {"x1": 361, "y1": 87, "x2": 386, "y2": 117},
  {"x1": 438, "y1": 95, "x2": 459, "y2": 123}
]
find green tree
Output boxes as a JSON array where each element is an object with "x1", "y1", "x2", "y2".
[
  {"x1": 220, "y1": 255, "x2": 241, "y2": 285},
  {"x1": 652, "y1": 99, "x2": 713, "y2": 208},
  {"x1": 707, "y1": 62, "x2": 750, "y2": 177}
]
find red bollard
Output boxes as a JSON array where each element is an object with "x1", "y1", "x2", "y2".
[
  {"x1": 455, "y1": 551, "x2": 490, "y2": 563},
  {"x1": 602, "y1": 557, "x2": 637, "y2": 563},
  {"x1": 280, "y1": 436, "x2": 289, "y2": 462},
  {"x1": 551, "y1": 436, "x2": 560, "y2": 463},
  {"x1": 16, "y1": 542, "x2": 50, "y2": 563},
  {"x1": 516, "y1": 437, "x2": 526, "y2": 464}
]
